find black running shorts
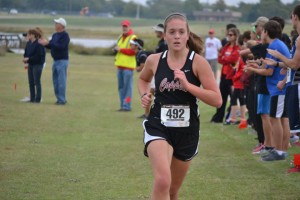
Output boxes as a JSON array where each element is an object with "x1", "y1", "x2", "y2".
[{"x1": 142, "y1": 117, "x2": 200, "y2": 161}]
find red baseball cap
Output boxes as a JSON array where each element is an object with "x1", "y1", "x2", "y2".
[{"x1": 121, "y1": 20, "x2": 131, "y2": 27}]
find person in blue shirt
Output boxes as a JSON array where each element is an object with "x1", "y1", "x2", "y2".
[
  {"x1": 39, "y1": 18, "x2": 70, "y2": 105},
  {"x1": 246, "y1": 20, "x2": 290, "y2": 161},
  {"x1": 23, "y1": 28, "x2": 46, "y2": 103}
]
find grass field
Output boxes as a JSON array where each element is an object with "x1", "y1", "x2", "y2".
[
  {"x1": 0, "y1": 52, "x2": 300, "y2": 200},
  {"x1": 0, "y1": 13, "x2": 294, "y2": 39}
]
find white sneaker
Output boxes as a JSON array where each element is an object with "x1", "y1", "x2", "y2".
[
  {"x1": 290, "y1": 135, "x2": 299, "y2": 143},
  {"x1": 20, "y1": 97, "x2": 30, "y2": 102}
]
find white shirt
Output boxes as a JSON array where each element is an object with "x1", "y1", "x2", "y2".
[{"x1": 205, "y1": 37, "x2": 222, "y2": 60}]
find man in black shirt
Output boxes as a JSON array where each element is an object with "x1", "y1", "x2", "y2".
[
  {"x1": 130, "y1": 38, "x2": 153, "y2": 118},
  {"x1": 153, "y1": 23, "x2": 168, "y2": 53}
]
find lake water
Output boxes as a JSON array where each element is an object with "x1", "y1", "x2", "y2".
[{"x1": 70, "y1": 38, "x2": 116, "y2": 48}]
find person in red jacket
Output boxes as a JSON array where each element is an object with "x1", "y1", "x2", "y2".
[
  {"x1": 225, "y1": 57, "x2": 248, "y2": 128},
  {"x1": 211, "y1": 27, "x2": 240, "y2": 123}
]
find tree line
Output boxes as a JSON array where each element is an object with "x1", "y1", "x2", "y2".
[{"x1": 0, "y1": 0, "x2": 298, "y2": 22}]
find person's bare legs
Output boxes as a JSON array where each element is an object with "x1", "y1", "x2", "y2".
[
  {"x1": 240, "y1": 105, "x2": 247, "y2": 120},
  {"x1": 281, "y1": 117, "x2": 290, "y2": 151},
  {"x1": 169, "y1": 158, "x2": 191, "y2": 200},
  {"x1": 230, "y1": 105, "x2": 238, "y2": 122},
  {"x1": 270, "y1": 117, "x2": 283, "y2": 150},
  {"x1": 261, "y1": 114, "x2": 273, "y2": 147},
  {"x1": 147, "y1": 140, "x2": 173, "y2": 200}
]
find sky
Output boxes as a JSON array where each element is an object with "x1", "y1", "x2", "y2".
[
  {"x1": 199, "y1": 0, "x2": 294, "y2": 6},
  {"x1": 126, "y1": 0, "x2": 295, "y2": 6}
]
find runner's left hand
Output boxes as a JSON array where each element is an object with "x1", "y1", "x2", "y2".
[{"x1": 174, "y1": 69, "x2": 189, "y2": 90}]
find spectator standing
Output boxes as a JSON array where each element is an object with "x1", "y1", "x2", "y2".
[
  {"x1": 221, "y1": 24, "x2": 237, "y2": 47},
  {"x1": 266, "y1": 5, "x2": 300, "y2": 147},
  {"x1": 247, "y1": 20, "x2": 290, "y2": 161},
  {"x1": 225, "y1": 56, "x2": 248, "y2": 128},
  {"x1": 205, "y1": 28, "x2": 222, "y2": 78},
  {"x1": 241, "y1": 16, "x2": 271, "y2": 155},
  {"x1": 23, "y1": 28, "x2": 46, "y2": 103},
  {"x1": 39, "y1": 18, "x2": 70, "y2": 105},
  {"x1": 130, "y1": 38, "x2": 152, "y2": 118},
  {"x1": 270, "y1": 16, "x2": 291, "y2": 50},
  {"x1": 153, "y1": 23, "x2": 168, "y2": 53},
  {"x1": 211, "y1": 28, "x2": 240, "y2": 123},
  {"x1": 113, "y1": 20, "x2": 137, "y2": 111}
]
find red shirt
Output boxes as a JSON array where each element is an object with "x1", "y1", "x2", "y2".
[
  {"x1": 232, "y1": 57, "x2": 245, "y2": 89},
  {"x1": 218, "y1": 44, "x2": 240, "y2": 80}
]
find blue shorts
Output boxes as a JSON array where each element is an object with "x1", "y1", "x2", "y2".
[{"x1": 257, "y1": 94, "x2": 271, "y2": 114}]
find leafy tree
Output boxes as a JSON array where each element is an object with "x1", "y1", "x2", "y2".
[
  {"x1": 183, "y1": 0, "x2": 202, "y2": 20},
  {"x1": 106, "y1": 0, "x2": 126, "y2": 16},
  {"x1": 122, "y1": 1, "x2": 138, "y2": 18},
  {"x1": 213, "y1": 0, "x2": 226, "y2": 11},
  {"x1": 256, "y1": 0, "x2": 289, "y2": 19},
  {"x1": 146, "y1": 0, "x2": 183, "y2": 19}
]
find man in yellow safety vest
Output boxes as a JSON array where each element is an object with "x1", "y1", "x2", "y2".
[{"x1": 113, "y1": 20, "x2": 137, "y2": 111}]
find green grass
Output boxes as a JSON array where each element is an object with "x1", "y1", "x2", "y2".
[
  {"x1": 0, "y1": 53, "x2": 300, "y2": 199},
  {"x1": 0, "y1": 13, "x2": 294, "y2": 39}
]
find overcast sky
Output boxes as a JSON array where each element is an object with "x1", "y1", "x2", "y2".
[
  {"x1": 199, "y1": 0, "x2": 294, "y2": 6},
  {"x1": 129, "y1": 0, "x2": 295, "y2": 6}
]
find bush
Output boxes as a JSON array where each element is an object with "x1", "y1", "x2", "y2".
[
  {"x1": 68, "y1": 37, "x2": 160, "y2": 56},
  {"x1": 69, "y1": 43, "x2": 114, "y2": 56}
]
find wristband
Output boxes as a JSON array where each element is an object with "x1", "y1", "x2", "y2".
[{"x1": 141, "y1": 93, "x2": 148, "y2": 99}]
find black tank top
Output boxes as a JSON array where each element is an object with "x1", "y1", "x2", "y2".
[{"x1": 148, "y1": 50, "x2": 201, "y2": 129}]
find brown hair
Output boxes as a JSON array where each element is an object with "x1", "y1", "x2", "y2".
[
  {"x1": 28, "y1": 27, "x2": 43, "y2": 39},
  {"x1": 164, "y1": 13, "x2": 204, "y2": 54},
  {"x1": 263, "y1": 20, "x2": 282, "y2": 39},
  {"x1": 228, "y1": 27, "x2": 240, "y2": 45},
  {"x1": 293, "y1": 5, "x2": 300, "y2": 21},
  {"x1": 35, "y1": 27, "x2": 44, "y2": 39}
]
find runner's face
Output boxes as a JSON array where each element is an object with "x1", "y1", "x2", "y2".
[{"x1": 164, "y1": 18, "x2": 189, "y2": 51}]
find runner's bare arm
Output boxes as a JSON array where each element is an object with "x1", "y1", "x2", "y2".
[
  {"x1": 138, "y1": 54, "x2": 160, "y2": 107},
  {"x1": 189, "y1": 54, "x2": 222, "y2": 108}
]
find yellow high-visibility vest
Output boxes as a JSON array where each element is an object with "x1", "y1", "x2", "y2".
[{"x1": 114, "y1": 34, "x2": 137, "y2": 69}]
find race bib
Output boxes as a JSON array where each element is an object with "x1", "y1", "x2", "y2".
[{"x1": 161, "y1": 105, "x2": 190, "y2": 127}]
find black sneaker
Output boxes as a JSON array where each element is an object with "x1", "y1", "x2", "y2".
[
  {"x1": 223, "y1": 120, "x2": 239, "y2": 125},
  {"x1": 261, "y1": 150, "x2": 286, "y2": 161},
  {"x1": 55, "y1": 101, "x2": 66, "y2": 105}
]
